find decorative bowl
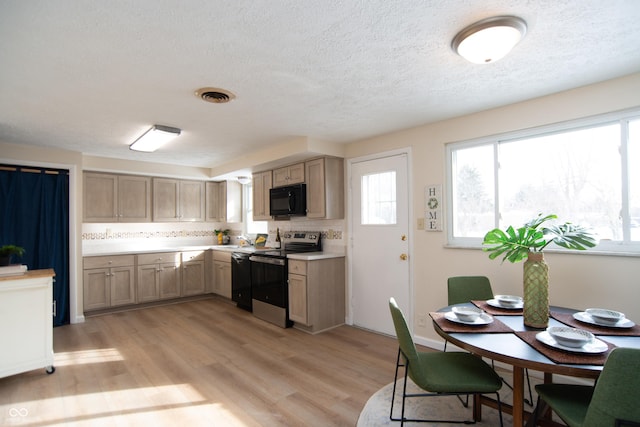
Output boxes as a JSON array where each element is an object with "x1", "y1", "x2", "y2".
[
  {"x1": 585, "y1": 308, "x2": 625, "y2": 325},
  {"x1": 451, "y1": 306, "x2": 483, "y2": 322},
  {"x1": 495, "y1": 294, "x2": 523, "y2": 308},
  {"x1": 547, "y1": 326, "x2": 594, "y2": 348}
]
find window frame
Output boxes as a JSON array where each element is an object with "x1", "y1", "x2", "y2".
[{"x1": 445, "y1": 107, "x2": 640, "y2": 256}]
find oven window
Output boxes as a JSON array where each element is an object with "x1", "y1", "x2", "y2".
[{"x1": 251, "y1": 261, "x2": 287, "y2": 307}]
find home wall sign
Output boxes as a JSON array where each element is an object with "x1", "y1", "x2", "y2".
[{"x1": 425, "y1": 184, "x2": 442, "y2": 231}]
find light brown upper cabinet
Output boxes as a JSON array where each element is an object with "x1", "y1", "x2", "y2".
[
  {"x1": 153, "y1": 178, "x2": 205, "y2": 222},
  {"x1": 84, "y1": 172, "x2": 151, "y2": 222},
  {"x1": 273, "y1": 162, "x2": 304, "y2": 187},
  {"x1": 252, "y1": 171, "x2": 272, "y2": 221},
  {"x1": 305, "y1": 157, "x2": 344, "y2": 219},
  {"x1": 206, "y1": 180, "x2": 242, "y2": 223}
]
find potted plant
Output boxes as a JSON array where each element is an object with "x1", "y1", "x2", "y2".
[
  {"x1": 0, "y1": 245, "x2": 26, "y2": 266},
  {"x1": 214, "y1": 229, "x2": 231, "y2": 245},
  {"x1": 483, "y1": 213, "x2": 598, "y2": 328}
]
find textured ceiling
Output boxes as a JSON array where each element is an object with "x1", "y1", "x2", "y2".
[{"x1": 1, "y1": 0, "x2": 640, "y2": 171}]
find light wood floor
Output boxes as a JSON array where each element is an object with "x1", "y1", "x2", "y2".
[{"x1": 1, "y1": 297, "x2": 406, "y2": 426}]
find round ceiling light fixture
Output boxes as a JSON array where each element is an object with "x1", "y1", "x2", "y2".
[
  {"x1": 452, "y1": 16, "x2": 527, "y2": 64},
  {"x1": 195, "y1": 87, "x2": 236, "y2": 103}
]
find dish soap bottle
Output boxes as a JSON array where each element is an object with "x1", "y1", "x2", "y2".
[{"x1": 275, "y1": 228, "x2": 281, "y2": 249}]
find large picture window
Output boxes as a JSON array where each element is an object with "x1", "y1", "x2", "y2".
[{"x1": 446, "y1": 109, "x2": 640, "y2": 254}]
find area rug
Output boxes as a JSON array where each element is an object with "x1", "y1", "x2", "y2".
[{"x1": 357, "y1": 378, "x2": 516, "y2": 427}]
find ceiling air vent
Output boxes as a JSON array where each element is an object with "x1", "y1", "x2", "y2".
[{"x1": 195, "y1": 87, "x2": 236, "y2": 104}]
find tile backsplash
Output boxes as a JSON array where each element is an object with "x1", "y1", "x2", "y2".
[{"x1": 82, "y1": 219, "x2": 346, "y2": 254}]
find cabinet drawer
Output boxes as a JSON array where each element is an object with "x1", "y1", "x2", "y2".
[
  {"x1": 213, "y1": 250, "x2": 232, "y2": 263},
  {"x1": 288, "y1": 259, "x2": 307, "y2": 275},
  {"x1": 84, "y1": 254, "x2": 135, "y2": 269},
  {"x1": 137, "y1": 252, "x2": 180, "y2": 265},
  {"x1": 182, "y1": 250, "x2": 206, "y2": 262}
]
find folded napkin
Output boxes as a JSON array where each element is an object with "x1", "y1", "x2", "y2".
[
  {"x1": 430, "y1": 312, "x2": 514, "y2": 333},
  {"x1": 515, "y1": 331, "x2": 615, "y2": 365},
  {"x1": 550, "y1": 311, "x2": 640, "y2": 337},
  {"x1": 472, "y1": 299, "x2": 523, "y2": 316}
]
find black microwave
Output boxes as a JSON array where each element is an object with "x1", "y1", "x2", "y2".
[{"x1": 270, "y1": 184, "x2": 307, "y2": 216}]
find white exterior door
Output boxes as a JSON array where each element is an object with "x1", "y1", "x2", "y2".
[{"x1": 349, "y1": 152, "x2": 411, "y2": 336}]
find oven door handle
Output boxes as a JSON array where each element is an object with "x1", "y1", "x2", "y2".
[{"x1": 249, "y1": 256, "x2": 286, "y2": 266}]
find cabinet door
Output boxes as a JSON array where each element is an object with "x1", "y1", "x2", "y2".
[
  {"x1": 83, "y1": 268, "x2": 111, "y2": 310},
  {"x1": 153, "y1": 178, "x2": 180, "y2": 221},
  {"x1": 159, "y1": 263, "x2": 181, "y2": 299},
  {"x1": 273, "y1": 163, "x2": 305, "y2": 187},
  {"x1": 273, "y1": 166, "x2": 291, "y2": 187},
  {"x1": 137, "y1": 264, "x2": 160, "y2": 302},
  {"x1": 305, "y1": 158, "x2": 326, "y2": 218},
  {"x1": 213, "y1": 261, "x2": 231, "y2": 298},
  {"x1": 182, "y1": 261, "x2": 205, "y2": 296},
  {"x1": 221, "y1": 263, "x2": 232, "y2": 299},
  {"x1": 119, "y1": 175, "x2": 151, "y2": 222},
  {"x1": 84, "y1": 172, "x2": 118, "y2": 222},
  {"x1": 180, "y1": 180, "x2": 205, "y2": 221},
  {"x1": 110, "y1": 266, "x2": 136, "y2": 306},
  {"x1": 288, "y1": 273, "x2": 308, "y2": 324},
  {"x1": 252, "y1": 171, "x2": 272, "y2": 220},
  {"x1": 206, "y1": 181, "x2": 222, "y2": 221},
  {"x1": 287, "y1": 163, "x2": 305, "y2": 184}
]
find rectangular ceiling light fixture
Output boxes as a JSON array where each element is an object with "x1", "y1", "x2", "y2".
[{"x1": 129, "y1": 125, "x2": 181, "y2": 152}]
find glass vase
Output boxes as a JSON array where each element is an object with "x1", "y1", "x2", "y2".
[{"x1": 523, "y1": 252, "x2": 549, "y2": 328}]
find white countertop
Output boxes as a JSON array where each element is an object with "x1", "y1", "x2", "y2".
[{"x1": 83, "y1": 244, "x2": 344, "y2": 259}]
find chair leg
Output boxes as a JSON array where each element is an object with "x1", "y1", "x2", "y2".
[
  {"x1": 389, "y1": 348, "x2": 403, "y2": 423},
  {"x1": 525, "y1": 395, "x2": 548, "y2": 427}
]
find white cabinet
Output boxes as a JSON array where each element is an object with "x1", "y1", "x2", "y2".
[
  {"x1": 0, "y1": 269, "x2": 55, "y2": 378},
  {"x1": 212, "y1": 251, "x2": 232, "y2": 299},
  {"x1": 136, "y1": 252, "x2": 181, "y2": 302},
  {"x1": 305, "y1": 157, "x2": 344, "y2": 219},
  {"x1": 273, "y1": 162, "x2": 305, "y2": 187},
  {"x1": 252, "y1": 170, "x2": 273, "y2": 220},
  {"x1": 182, "y1": 251, "x2": 206, "y2": 296},
  {"x1": 84, "y1": 172, "x2": 151, "y2": 222},
  {"x1": 83, "y1": 255, "x2": 136, "y2": 310},
  {"x1": 153, "y1": 178, "x2": 205, "y2": 222},
  {"x1": 288, "y1": 257, "x2": 345, "y2": 334},
  {"x1": 206, "y1": 180, "x2": 242, "y2": 223}
]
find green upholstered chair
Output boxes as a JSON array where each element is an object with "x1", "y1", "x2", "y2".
[
  {"x1": 447, "y1": 276, "x2": 494, "y2": 305},
  {"x1": 388, "y1": 297, "x2": 503, "y2": 426},
  {"x1": 528, "y1": 348, "x2": 640, "y2": 427},
  {"x1": 446, "y1": 275, "x2": 534, "y2": 406}
]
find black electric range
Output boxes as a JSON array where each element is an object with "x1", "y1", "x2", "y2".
[{"x1": 249, "y1": 231, "x2": 321, "y2": 327}]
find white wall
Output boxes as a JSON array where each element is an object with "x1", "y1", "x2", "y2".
[{"x1": 345, "y1": 72, "x2": 640, "y2": 346}]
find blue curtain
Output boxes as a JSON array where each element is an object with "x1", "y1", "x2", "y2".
[{"x1": 0, "y1": 166, "x2": 70, "y2": 326}]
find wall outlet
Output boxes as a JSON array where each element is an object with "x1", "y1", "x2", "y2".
[{"x1": 417, "y1": 314, "x2": 427, "y2": 327}]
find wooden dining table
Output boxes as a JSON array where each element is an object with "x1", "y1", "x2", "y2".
[{"x1": 431, "y1": 303, "x2": 640, "y2": 427}]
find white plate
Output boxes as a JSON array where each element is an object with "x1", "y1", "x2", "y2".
[
  {"x1": 445, "y1": 311, "x2": 493, "y2": 325},
  {"x1": 487, "y1": 298, "x2": 524, "y2": 310},
  {"x1": 536, "y1": 331, "x2": 608, "y2": 354},
  {"x1": 573, "y1": 311, "x2": 636, "y2": 328}
]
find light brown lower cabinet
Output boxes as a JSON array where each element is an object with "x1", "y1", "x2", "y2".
[
  {"x1": 288, "y1": 257, "x2": 345, "y2": 334},
  {"x1": 182, "y1": 251, "x2": 206, "y2": 296},
  {"x1": 212, "y1": 251, "x2": 232, "y2": 299},
  {"x1": 136, "y1": 252, "x2": 182, "y2": 302},
  {"x1": 83, "y1": 255, "x2": 136, "y2": 310}
]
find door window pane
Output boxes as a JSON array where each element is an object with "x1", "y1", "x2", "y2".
[{"x1": 361, "y1": 171, "x2": 396, "y2": 225}]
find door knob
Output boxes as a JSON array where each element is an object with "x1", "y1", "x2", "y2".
[
  {"x1": 400, "y1": 254, "x2": 408, "y2": 261},
  {"x1": 401, "y1": 235, "x2": 407, "y2": 241}
]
